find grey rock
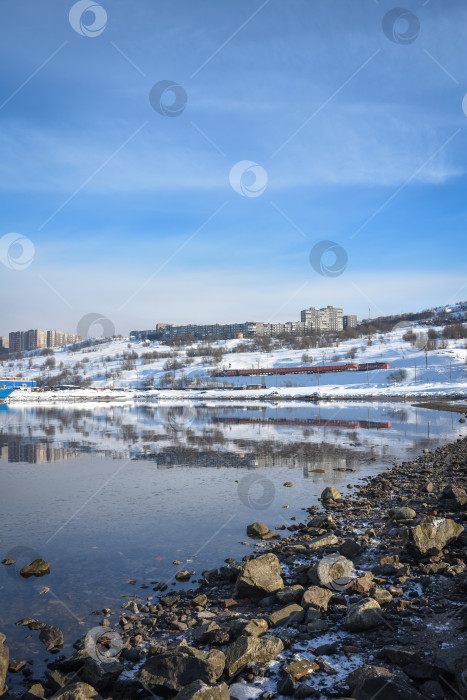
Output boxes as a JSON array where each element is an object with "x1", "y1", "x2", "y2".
[
  {"x1": 246, "y1": 522, "x2": 269, "y2": 537},
  {"x1": 308, "y1": 533, "x2": 339, "y2": 550},
  {"x1": 52, "y1": 650, "x2": 89, "y2": 673},
  {"x1": 301, "y1": 586, "x2": 333, "y2": 611},
  {"x1": 339, "y1": 539, "x2": 362, "y2": 559},
  {"x1": 174, "y1": 680, "x2": 230, "y2": 700},
  {"x1": 383, "y1": 646, "x2": 419, "y2": 666},
  {"x1": 345, "y1": 598, "x2": 382, "y2": 631},
  {"x1": 39, "y1": 625, "x2": 64, "y2": 651},
  {"x1": 347, "y1": 666, "x2": 394, "y2": 693},
  {"x1": 50, "y1": 683, "x2": 102, "y2": 700},
  {"x1": 406, "y1": 517, "x2": 464, "y2": 556},
  {"x1": 80, "y1": 658, "x2": 123, "y2": 691},
  {"x1": 225, "y1": 635, "x2": 284, "y2": 676},
  {"x1": 321, "y1": 486, "x2": 342, "y2": 501},
  {"x1": 371, "y1": 588, "x2": 393, "y2": 605},
  {"x1": 0, "y1": 638, "x2": 8, "y2": 696},
  {"x1": 454, "y1": 654, "x2": 467, "y2": 699},
  {"x1": 419, "y1": 680, "x2": 444, "y2": 700},
  {"x1": 46, "y1": 670, "x2": 75, "y2": 693},
  {"x1": 276, "y1": 585, "x2": 304, "y2": 604},
  {"x1": 227, "y1": 618, "x2": 268, "y2": 639},
  {"x1": 194, "y1": 622, "x2": 222, "y2": 644},
  {"x1": 441, "y1": 484, "x2": 467, "y2": 506},
  {"x1": 20, "y1": 559, "x2": 50, "y2": 578},
  {"x1": 22, "y1": 683, "x2": 46, "y2": 699},
  {"x1": 308, "y1": 514, "x2": 334, "y2": 529},
  {"x1": 391, "y1": 507, "x2": 416, "y2": 520},
  {"x1": 138, "y1": 645, "x2": 225, "y2": 693},
  {"x1": 269, "y1": 604, "x2": 304, "y2": 628},
  {"x1": 354, "y1": 675, "x2": 424, "y2": 699},
  {"x1": 234, "y1": 553, "x2": 284, "y2": 599}
]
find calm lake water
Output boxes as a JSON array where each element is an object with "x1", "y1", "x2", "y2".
[{"x1": 0, "y1": 400, "x2": 465, "y2": 690}]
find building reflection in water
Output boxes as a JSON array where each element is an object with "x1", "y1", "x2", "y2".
[{"x1": 0, "y1": 437, "x2": 79, "y2": 464}]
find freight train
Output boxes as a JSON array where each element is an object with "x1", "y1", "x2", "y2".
[
  {"x1": 213, "y1": 417, "x2": 391, "y2": 429},
  {"x1": 214, "y1": 362, "x2": 390, "y2": 377}
]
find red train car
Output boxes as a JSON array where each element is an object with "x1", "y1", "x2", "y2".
[{"x1": 216, "y1": 363, "x2": 358, "y2": 377}]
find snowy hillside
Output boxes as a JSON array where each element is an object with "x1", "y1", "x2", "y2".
[{"x1": 2, "y1": 305, "x2": 467, "y2": 400}]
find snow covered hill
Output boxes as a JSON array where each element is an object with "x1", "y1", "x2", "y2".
[{"x1": 3, "y1": 304, "x2": 467, "y2": 400}]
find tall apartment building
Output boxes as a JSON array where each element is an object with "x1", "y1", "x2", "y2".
[
  {"x1": 8, "y1": 331, "x2": 24, "y2": 353},
  {"x1": 300, "y1": 306, "x2": 343, "y2": 332},
  {"x1": 8, "y1": 329, "x2": 83, "y2": 352},
  {"x1": 343, "y1": 314, "x2": 357, "y2": 330},
  {"x1": 0, "y1": 336, "x2": 9, "y2": 350},
  {"x1": 26, "y1": 329, "x2": 47, "y2": 350}
]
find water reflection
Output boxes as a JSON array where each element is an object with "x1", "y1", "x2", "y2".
[
  {"x1": 0, "y1": 400, "x2": 464, "y2": 695},
  {"x1": 0, "y1": 401, "x2": 457, "y2": 467}
]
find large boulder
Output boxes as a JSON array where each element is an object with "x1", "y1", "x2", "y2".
[
  {"x1": 80, "y1": 658, "x2": 123, "y2": 691},
  {"x1": 234, "y1": 554, "x2": 284, "y2": 599},
  {"x1": 308, "y1": 554, "x2": 355, "y2": 591},
  {"x1": 405, "y1": 517, "x2": 464, "y2": 557},
  {"x1": 345, "y1": 598, "x2": 382, "y2": 631},
  {"x1": 441, "y1": 484, "x2": 467, "y2": 506},
  {"x1": 0, "y1": 636, "x2": 8, "y2": 696},
  {"x1": 246, "y1": 522, "x2": 269, "y2": 537},
  {"x1": 224, "y1": 635, "x2": 284, "y2": 677},
  {"x1": 50, "y1": 684, "x2": 102, "y2": 700},
  {"x1": 39, "y1": 625, "x2": 64, "y2": 651},
  {"x1": 174, "y1": 680, "x2": 230, "y2": 700},
  {"x1": 20, "y1": 559, "x2": 50, "y2": 578},
  {"x1": 321, "y1": 486, "x2": 342, "y2": 501},
  {"x1": 138, "y1": 646, "x2": 225, "y2": 693}
]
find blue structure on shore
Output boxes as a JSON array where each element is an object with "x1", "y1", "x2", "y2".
[{"x1": 0, "y1": 388, "x2": 15, "y2": 401}]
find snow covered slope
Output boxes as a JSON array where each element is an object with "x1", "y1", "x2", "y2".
[{"x1": 3, "y1": 306, "x2": 467, "y2": 400}]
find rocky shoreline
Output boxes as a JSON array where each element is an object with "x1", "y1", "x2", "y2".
[{"x1": 2, "y1": 433, "x2": 467, "y2": 700}]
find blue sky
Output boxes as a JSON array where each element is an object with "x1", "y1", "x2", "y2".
[{"x1": 1, "y1": 0, "x2": 467, "y2": 335}]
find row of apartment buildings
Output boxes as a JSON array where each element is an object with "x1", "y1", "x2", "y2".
[
  {"x1": 8, "y1": 329, "x2": 84, "y2": 353},
  {"x1": 131, "y1": 307, "x2": 358, "y2": 342}
]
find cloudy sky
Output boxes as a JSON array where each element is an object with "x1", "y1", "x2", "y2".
[{"x1": 1, "y1": 0, "x2": 466, "y2": 335}]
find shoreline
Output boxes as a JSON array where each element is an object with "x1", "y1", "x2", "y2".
[
  {"x1": 6, "y1": 387, "x2": 467, "y2": 407},
  {"x1": 2, "y1": 434, "x2": 467, "y2": 698}
]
